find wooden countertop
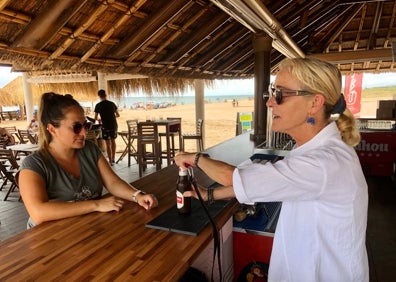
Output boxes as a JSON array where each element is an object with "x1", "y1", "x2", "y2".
[
  {"x1": 0, "y1": 133, "x2": 258, "y2": 281},
  {"x1": 0, "y1": 165, "x2": 237, "y2": 281}
]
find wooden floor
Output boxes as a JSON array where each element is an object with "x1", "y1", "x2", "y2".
[{"x1": 0, "y1": 157, "x2": 395, "y2": 281}]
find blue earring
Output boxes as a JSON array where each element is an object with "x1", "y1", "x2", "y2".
[{"x1": 307, "y1": 117, "x2": 315, "y2": 125}]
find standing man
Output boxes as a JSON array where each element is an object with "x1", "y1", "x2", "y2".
[{"x1": 94, "y1": 89, "x2": 120, "y2": 165}]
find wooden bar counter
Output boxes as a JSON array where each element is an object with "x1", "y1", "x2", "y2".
[{"x1": 0, "y1": 133, "x2": 258, "y2": 281}]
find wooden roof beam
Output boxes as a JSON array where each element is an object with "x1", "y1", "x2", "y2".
[
  {"x1": 111, "y1": 0, "x2": 191, "y2": 58},
  {"x1": 317, "y1": 4, "x2": 363, "y2": 51},
  {"x1": 11, "y1": 0, "x2": 88, "y2": 50},
  {"x1": 140, "y1": 3, "x2": 212, "y2": 66},
  {"x1": 0, "y1": 8, "x2": 118, "y2": 47},
  {"x1": 0, "y1": 0, "x2": 11, "y2": 12},
  {"x1": 127, "y1": 2, "x2": 197, "y2": 65},
  {"x1": 191, "y1": 28, "x2": 249, "y2": 67},
  {"x1": 384, "y1": 1, "x2": 396, "y2": 47},
  {"x1": 166, "y1": 23, "x2": 246, "y2": 76},
  {"x1": 162, "y1": 14, "x2": 231, "y2": 65},
  {"x1": 44, "y1": 0, "x2": 115, "y2": 64},
  {"x1": 72, "y1": 0, "x2": 148, "y2": 69},
  {"x1": 308, "y1": 48, "x2": 392, "y2": 63},
  {"x1": 367, "y1": 1, "x2": 383, "y2": 50},
  {"x1": 354, "y1": 4, "x2": 367, "y2": 50},
  {"x1": 211, "y1": 45, "x2": 253, "y2": 73}
]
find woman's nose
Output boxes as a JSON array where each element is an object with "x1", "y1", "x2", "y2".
[{"x1": 266, "y1": 96, "x2": 276, "y2": 107}]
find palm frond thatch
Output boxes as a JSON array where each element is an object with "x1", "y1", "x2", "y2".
[{"x1": 0, "y1": 75, "x2": 214, "y2": 107}]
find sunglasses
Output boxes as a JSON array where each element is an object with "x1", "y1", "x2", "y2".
[
  {"x1": 72, "y1": 121, "x2": 92, "y2": 134},
  {"x1": 266, "y1": 83, "x2": 312, "y2": 105}
]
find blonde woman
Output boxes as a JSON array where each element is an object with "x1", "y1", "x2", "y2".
[{"x1": 175, "y1": 58, "x2": 368, "y2": 281}]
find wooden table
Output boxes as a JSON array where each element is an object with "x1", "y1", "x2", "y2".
[
  {"x1": 0, "y1": 164, "x2": 237, "y2": 281},
  {"x1": 6, "y1": 143, "x2": 39, "y2": 156}
]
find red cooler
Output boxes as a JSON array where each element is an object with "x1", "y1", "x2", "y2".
[{"x1": 355, "y1": 131, "x2": 396, "y2": 176}]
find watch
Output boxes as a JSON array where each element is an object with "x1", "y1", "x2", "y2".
[{"x1": 194, "y1": 152, "x2": 209, "y2": 169}]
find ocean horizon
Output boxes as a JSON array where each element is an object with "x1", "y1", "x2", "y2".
[{"x1": 79, "y1": 94, "x2": 254, "y2": 109}]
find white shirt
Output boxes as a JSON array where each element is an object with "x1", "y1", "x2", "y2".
[{"x1": 233, "y1": 122, "x2": 369, "y2": 282}]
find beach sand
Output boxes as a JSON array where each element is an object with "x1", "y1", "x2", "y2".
[{"x1": 0, "y1": 96, "x2": 384, "y2": 154}]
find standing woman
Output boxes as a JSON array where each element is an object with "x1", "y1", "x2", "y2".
[
  {"x1": 18, "y1": 93, "x2": 157, "y2": 228},
  {"x1": 175, "y1": 58, "x2": 369, "y2": 281}
]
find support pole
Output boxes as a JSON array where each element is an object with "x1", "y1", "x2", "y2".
[
  {"x1": 97, "y1": 72, "x2": 107, "y2": 93},
  {"x1": 22, "y1": 72, "x2": 34, "y2": 122},
  {"x1": 251, "y1": 34, "x2": 272, "y2": 146}
]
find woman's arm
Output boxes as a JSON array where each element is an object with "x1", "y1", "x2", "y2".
[
  {"x1": 27, "y1": 119, "x2": 34, "y2": 130},
  {"x1": 18, "y1": 169, "x2": 125, "y2": 225},
  {"x1": 174, "y1": 152, "x2": 235, "y2": 186},
  {"x1": 185, "y1": 184, "x2": 236, "y2": 202},
  {"x1": 97, "y1": 155, "x2": 158, "y2": 210}
]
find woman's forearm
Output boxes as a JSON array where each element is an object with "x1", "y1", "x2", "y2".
[
  {"x1": 28, "y1": 200, "x2": 99, "y2": 225},
  {"x1": 212, "y1": 185, "x2": 236, "y2": 200},
  {"x1": 195, "y1": 155, "x2": 235, "y2": 186}
]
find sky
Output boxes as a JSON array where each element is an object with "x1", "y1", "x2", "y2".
[
  {"x1": 0, "y1": 66, "x2": 20, "y2": 87},
  {"x1": 1, "y1": 66, "x2": 396, "y2": 94}
]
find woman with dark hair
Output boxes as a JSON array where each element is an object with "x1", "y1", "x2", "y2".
[{"x1": 18, "y1": 93, "x2": 157, "y2": 228}]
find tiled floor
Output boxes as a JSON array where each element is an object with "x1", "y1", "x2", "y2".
[{"x1": 0, "y1": 157, "x2": 395, "y2": 281}]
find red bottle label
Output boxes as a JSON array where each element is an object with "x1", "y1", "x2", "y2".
[{"x1": 176, "y1": 191, "x2": 184, "y2": 208}]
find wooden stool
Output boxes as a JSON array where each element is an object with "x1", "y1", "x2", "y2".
[
  {"x1": 159, "y1": 117, "x2": 181, "y2": 162},
  {"x1": 182, "y1": 118, "x2": 204, "y2": 152}
]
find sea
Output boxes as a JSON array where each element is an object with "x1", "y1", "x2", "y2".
[
  {"x1": 1, "y1": 94, "x2": 253, "y2": 112},
  {"x1": 79, "y1": 94, "x2": 254, "y2": 109}
]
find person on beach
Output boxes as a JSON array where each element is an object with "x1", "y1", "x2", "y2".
[
  {"x1": 94, "y1": 89, "x2": 120, "y2": 165},
  {"x1": 175, "y1": 58, "x2": 369, "y2": 281},
  {"x1": 27, "y1": 111, "x2": 39, "y2": 133},
  {"x1": 18, "y1": 93, "x2": 158, "y2": 228}
]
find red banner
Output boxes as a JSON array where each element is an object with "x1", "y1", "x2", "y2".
[{"x1": 344, "y1": 73, "x2": 363, "y2": 115}]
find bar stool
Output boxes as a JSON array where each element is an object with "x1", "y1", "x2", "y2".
[
  {"x1": 136, "y1": 121, "x2": 162, "y2": 177},
  {"x1": 126, "y1": 119, "x2": 138, "y2": 166},
  {"x1": 159, "y1": 117, "x2": 181, "y2": 162},
  {"x1": 182, "y1": 118, "x2": 204, "y2": 152}
]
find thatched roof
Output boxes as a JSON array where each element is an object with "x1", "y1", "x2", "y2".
[
  {"x1": 0, "y1": 75, "x2": 214, "y2": 107},
  {"x1": 1, "y1": 76, "x2": 98, "y2": 106},
  {"x1": 0, "y1": 0, "x2": 394, "y2": 82}
]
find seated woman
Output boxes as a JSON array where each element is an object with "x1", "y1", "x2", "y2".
[
  {"x1": 18, "y1": 92, "x2": 158, "y2": 228},
  {"x1": 27, "y1": 112, "x2": 39, "y2": 134},
  {"x1": 0, "y1": 127, "x2": 16, "y2": 148}
]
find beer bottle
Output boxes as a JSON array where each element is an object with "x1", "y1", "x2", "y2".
[{"x1": 176, "y1": 167, "x2": 191, "y2": 214}]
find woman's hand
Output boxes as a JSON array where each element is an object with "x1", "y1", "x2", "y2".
[
  {"x1": 183, "y1": 184, "x2": 208, "y2": 201},
  {"x1": 174, "y1": 152, "x2": 195, "y2": 170},
  {"x1": 136, "y1": 193, "x2": 158, "y2": 210},
  {"x1": 94, "y1": 196, "x2": 125, "y2": 212}
]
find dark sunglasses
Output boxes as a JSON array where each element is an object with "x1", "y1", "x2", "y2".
[
  {"x1": 72, "y1": 121, "x2": 92, "y2": 134},
  {"x1": 266, "y1": 83, "x2": 312, "y2": 105}
]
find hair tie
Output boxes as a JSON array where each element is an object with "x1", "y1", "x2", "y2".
[{"x1": 332, "y1": 94, "x2": 346, "y2": 114}]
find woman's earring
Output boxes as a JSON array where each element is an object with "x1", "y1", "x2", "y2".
[{"x1": 307, "y1": 117, "x2": 315, "y2": 125}]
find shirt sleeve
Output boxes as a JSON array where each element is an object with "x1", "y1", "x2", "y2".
[{"x1": 232, "y1": 153, "x2": 329, "y2": 204}]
